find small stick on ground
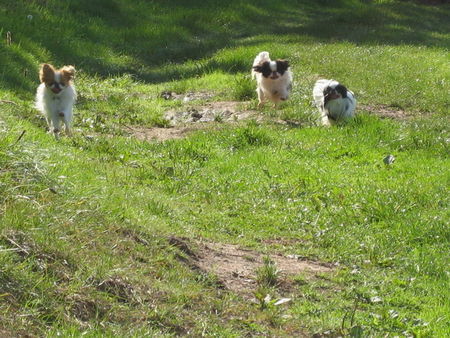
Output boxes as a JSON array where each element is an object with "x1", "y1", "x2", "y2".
[
  {"x1": 0, "y1": 100, "x2": 18, "y2": 105},
  {"x1": 3, "y1": 236, "x2": 30, "y2": 256},
  {"x1": 11, "y1": 130, "x2": 26, "y2": 146}
]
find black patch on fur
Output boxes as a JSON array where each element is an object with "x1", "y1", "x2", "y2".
[
  {"x1": 253, "y1": 62, "x2": 272, "y2": 78},
  {"x1": 335, "y1": 84, "x2": 348, "y2": 98},
  {"x1": 323, "y1": 83, "x2": 348, "y2": 107},
  {"x1": 253, "y1": 59, "x2": 290, "y2": 78},
  {"x1": 275, "y1": 60, "x2": 289, "y2": 75}
]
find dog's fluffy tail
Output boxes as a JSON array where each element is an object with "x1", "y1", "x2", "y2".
[
  {"x1": 252, "y1": 51, "x2": 271, "y2": 79},
  {"x1": 35, "y1": 83, "x2": 45, "y2": 114}
]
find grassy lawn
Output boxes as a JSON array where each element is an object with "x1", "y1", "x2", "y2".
[{"x1": 1, "y1": 0, "x2": 449, "y2": 336}]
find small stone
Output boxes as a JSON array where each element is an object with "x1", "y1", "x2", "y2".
[
  {"x1": 160, "y1": 91, "x2": 173, "y2": 100},
  {"x1": 383, "y1": 154, "x2": 395, "y2": 165},
  {"x1": 191, "y1": 111, "x2": 203, "y2": 120},
  {"x1": 370, "y1": 296, "x2": 382, "y2": 303}
]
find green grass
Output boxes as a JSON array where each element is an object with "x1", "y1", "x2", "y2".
[{"x1": 1, "y1": 0, "x2": 450, "y2": 336}]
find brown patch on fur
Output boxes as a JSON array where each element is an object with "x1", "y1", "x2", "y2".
[
  {"x1": 60, "y1": 65, "x2": 76, "y2": 85},
  {"x1": 39, "y1": 63, "x2": 75, "y2": 85},
  {"x1": 39, "y1": 63, "x2": 56, "y2": 84}
]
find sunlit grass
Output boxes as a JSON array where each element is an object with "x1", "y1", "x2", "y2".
[{"x1": 1, "y1": 0, "x2": 449, "y2": 336}]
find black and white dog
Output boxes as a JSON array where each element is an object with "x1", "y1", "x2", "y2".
[
  {"x1": 313, "y1": 79, "x2": 356, "y2": 125},
  {"x1": 252, "y1": 52, "x2": 292, "y2": 107}
]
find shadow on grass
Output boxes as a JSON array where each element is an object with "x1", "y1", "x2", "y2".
[{"x1": 0, "y1": 0, "x2": 449, "y2": 95}]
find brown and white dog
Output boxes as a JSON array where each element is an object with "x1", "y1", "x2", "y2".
[
  {"x1": 35, "y1": 63, "x2": 76, "y2": 137},
  {"x1": 251, "y1": 51, "x2": 292, "y2": 107}
]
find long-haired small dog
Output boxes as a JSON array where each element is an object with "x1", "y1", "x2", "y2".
[
  {"x1": 313, "y1": 79, "x2": 356, "y2": 126},
  {"x1": 35, "y1": 63, "x2": 76, "y2": 137},
  {"x1": 252, "y1": 51, "x2": 292, "y2": 107}
]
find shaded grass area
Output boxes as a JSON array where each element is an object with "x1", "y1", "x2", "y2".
[
  {"x1": 1, "y1": 0, "x2": 448, "y2": 121},
  {"x1": 1, "y1": 0, "x2": 449, "y2": 94}
]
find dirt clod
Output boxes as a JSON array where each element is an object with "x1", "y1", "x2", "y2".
[
  {"x1": 69, "y1": 293, "x2": 109, "y2": 322},
  {"x1": 97, "y1": 277, "x2": 136, "y2": 303}
]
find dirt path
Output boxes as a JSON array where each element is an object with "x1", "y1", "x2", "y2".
[{"x1": 126, "y1": 91, "x2": 422, "y2": 142}]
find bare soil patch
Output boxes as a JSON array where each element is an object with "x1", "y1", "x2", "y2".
[
  {"x1": 128, "y1": 91, "x2": 425, "y2": 142},
  {"x1": 164, "y1": 101, "x2": 258, "y2": 125},
  {"x1": 169, "y1": 237, "x2": 333, "y2": 298},
  {"x1": 129, "y1": 125, "x2": 204, "y2": 142},
  {"x1": 68, "y1": 292, "x2": 110, "y2": 323},
  {"x1": 359, "y1": 104, "x2": 413, "y2": 120},
  {"x1": 128, "y1": 100, "x2": 260, "y2": 142},
  {"x1": 127, "y1": 91, "x2": 262, "y2": 141},
  {"x1": 96, "y1": 276, "x2": 136, "y2": 303}
]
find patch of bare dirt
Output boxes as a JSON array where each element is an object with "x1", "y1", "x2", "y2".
[
  {"x1": 164, "y1": 101, "x2": 258, "y2": 125},
  {"x1": 129, "y1": 91, "x2": 425, "y2": 142},
  {"x1": 169, "y1": 237, "x2": 333, "y2": 298},
  {"x1": 96, "y1": 276, "x2": 136, "y2": 303},
  {"x1": 129, "y1": 124, "x2": 206, "y2": 141},
  {"x1": 68, "y1": 293, "x2": 110, "y2": 322},
  {"x1": 128, "y1": 100, "x2": 260, "y2": 141},
  {"x1": 160, "y1": 90, "x2": 215, "y2": 102},
  {"x1": 127, "y1": 91, "x2": 262, "y2": 141},
  {"x1": 359, "y1": 104, "x2": 413, "y2": 120}
]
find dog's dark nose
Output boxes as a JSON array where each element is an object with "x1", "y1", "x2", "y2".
[
  {"x1": 270, "y1": 72, "x2": 279, "y2": 79},
  {"x1": 50, "y1": 82, "x2": 62, "y2": 93}
]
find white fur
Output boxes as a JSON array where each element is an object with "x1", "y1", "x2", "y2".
[
  {"x1": 35, "y1": 74, "x2": 76, "y2": 137},
  {"x1": 313, "y1": 79, "x2": 356, "y2": 126},
  {"x1": 269, "y1": 61, "x2": 277, "y2": 71},
  {"x1": 252, "y1": 51, "x2": 293, "y2": 107}
]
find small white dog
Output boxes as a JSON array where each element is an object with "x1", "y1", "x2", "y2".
[
  {"x1": 35, "y1": 63, "x2": 76, "y2": 137},
  {"x1": 252, "y1": 51, "x2": 292, "y2": 107},
  {"x1": 313, "y1": 79, "x2": 356, "y2": 126}
]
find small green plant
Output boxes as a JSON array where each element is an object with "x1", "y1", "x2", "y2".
[
  {"x1": 230, "y1": 120, "x2": 272, "y2": 149},
  {"x1": 256, "y1": 256, "x2": 279, "y2": 288},
  {"x1": 231, "y1": 74, "x2": 255, "y2": 101},
  {"x1": 213, "y1": 112, "x2": 224, "y2": 123}
]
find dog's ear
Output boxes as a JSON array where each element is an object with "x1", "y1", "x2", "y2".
[
  {"x1": 276, "y1": 59, "x2": 290, "y2": 72},
  {"x1": 61, "y1": 65, "x2": 76, "y2": 83},
  {"x1": 335, "y1": 84, "x2": 348, "y2": 98},
  {"x1": 39, "y1": 63, "x2": 56, "y2": 84},
  {"x1": 253, "y1": 65, "x2": 264, "y2": 73}
]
